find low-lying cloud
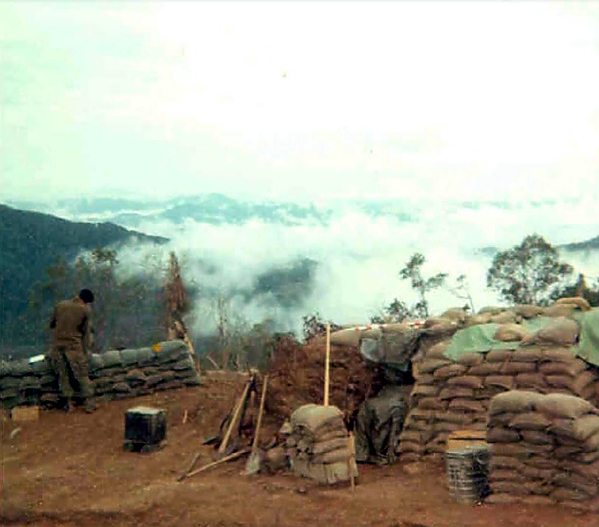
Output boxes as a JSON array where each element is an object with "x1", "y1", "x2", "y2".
[{"x1": 108, "y1": 197, "x2": 599, "y2": 339}]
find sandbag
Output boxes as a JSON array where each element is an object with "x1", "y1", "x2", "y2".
[
  {"x1": 311, "y1": 437, "x2": 349, "y2": 456},
  {"x1": 467, "y1": 362, "x2": 503, "y2": 376},
  {"x1": 486, "y1": 350, "x2": 514, "y2": 363},
  {"x1": 456, "y1": 352, "x2": 484, "y2": 366},
  {"x1": 418, "y1": 397, "x2": 448, "y2": 411},
  {"x1": 446, "y1": 375, "x2": 484, "y2": 389},
  {"x1": 448, "y1": 398, "x2": 485, "y2": 413},
  {"x1": 410, "y1": 384, "x2": 439, "y2": 398},
  {"x1": 312, "y1": 449, "x2": 350, "y2": 465},
  {"x1": 508, "y1": 412, "x2": 551, "y2": 431},
  {"x1": 427, "y1": 342, "x2": 448, "y2": 360},
  {"x1": 467, "y1": 313, "x2": 493, "y2": 326},
  {"x1": 439, "y1": 387, "x2": 475, "y2": 400},
  {"x1": 535, "y1": 317, "x2": 579, "y2": 346},
  {"x1": 511, "y1": 348, "x2": 544, "y2": 363},
  {"x1": 489, "y1": 391, "x2": 546, "y2": 415},
  {"x1": 543, "y1": 303, "x2": 578, "y2": 318},
  {"x1": 494, "y1": 324, "x2": 530, "y2": 342},
  {"x1": 519, "y1": 465, "x2": 555, "y2": 481},
  {"x1": 520, "y1": 430, "x2": 554, "y2": 446},
  {"x1": 539, "y1": 360, "x2": 587, "y2": 377},
  {"x1": 441, "y1": 308, "x2": 469, "y2": 323},
  {"x1": 485, "y1": 493, "x2": 522, "y2": 504},
  {"x1": 536, "y1": 393, "x2": 597, "y2": 420},
  {"x1": 500, "y1": 362, "x2": 537, "y2": 375},
  {"x1": 515, "y1": 373, "x2": 547, "y2": 390},
  {"x1": 554, "y1": 297, "x2": 591, "y2": 311},
  {"x1": 433, "y1": 364, "x2": 468, "y2": 379},
  {"x1": 541, "y1": 347, "x2": 578, "y2": 362},
  {"x1": 437, "y1": 410, "x2": 471, "y2": 425},
  {"x1": 514, "y1": 305, "x2": 546, "y2": 318},
  {"x1": 487, "y1": 427, "x2": 521, "y2": 443},
  {"x1": 488, "y1": 469, "x2": 524, "y2": 483},
  {"x1": 551, "y1": 487, "x2": 593, "y2": 502},
  {"x1": 491, "y1": 481, "x2": 529, "y2": 496},
  {"x1": 418, "y1": 359, "x2": 452, "y2": 374},
  {"x1": 423, "y1": 317, "x2": 452, "y2": 328},
  {"x1": 489, "y1": 311, "x2": 519, "y2": 324},
  {"x1": 101, "y1": 349, "x2": 123, "y2": 368},
  {"x1": 330, "y1": 328, "x2": 362, "y2": 347},
  {"x1": 485, "y1": 376, "x2": 515, "y2": 391},
  {"x1": 489, "y1": 443, "x2": 528, "y2": 457},
  {"x1": 490, "y1": 456, "x2": 522, "y2": 471}
]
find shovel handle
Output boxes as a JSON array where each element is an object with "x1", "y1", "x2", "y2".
[{"x1": 252, "y1": 375, "x2": 268, "y2": 450}]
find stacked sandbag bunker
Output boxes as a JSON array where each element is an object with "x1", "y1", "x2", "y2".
[
  {"x1": 0, "y1": 340, "x2": 201, "y2": 409},
  {"x1": 399, "y1": 299, "x2": 599, "y2": 461},
  {"x1": 487, "y1": 391, "x2": 599, "y2": 511},
  {"x1": 286, "y1": 404, "x2": 358, "y2": 484}
]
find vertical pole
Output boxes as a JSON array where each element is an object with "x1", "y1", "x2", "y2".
[{"x1": 324, "y1": 322, "x2": 331, "y2": 406}]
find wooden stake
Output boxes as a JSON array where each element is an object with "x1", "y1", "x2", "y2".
[
  {"x1": 347, "y1": 432, "x2": 356, "y2": 492},
  {"x1": 324, "y1": 322, "x2": 331, "y2": 406},
  {"x1": 183, "y1": 448, "x2": 251, "y2": 480},
  {"x1": 218, "y1": 375, "x2": 253, "y2": 456}
]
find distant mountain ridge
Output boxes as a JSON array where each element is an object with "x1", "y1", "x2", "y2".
[{"x1": 6, "y1": 194, "x2": 599, "y2": 254}]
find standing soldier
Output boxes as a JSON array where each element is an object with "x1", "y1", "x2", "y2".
[{"x1": 49, "y1": 289, "x2": 97, "y2": 413}]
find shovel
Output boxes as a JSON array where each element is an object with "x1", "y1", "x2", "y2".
[{"x1": 245, "y1": 374, "x2": 268, "y2": 475}]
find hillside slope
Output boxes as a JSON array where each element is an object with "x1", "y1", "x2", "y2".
[{"x1": 0, "y1": 204, "x2": 167, "y2": 348}]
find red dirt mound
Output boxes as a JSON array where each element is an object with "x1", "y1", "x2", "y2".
[{"x1": 265, "y1": 335, "x2": 375, "y2": 422}]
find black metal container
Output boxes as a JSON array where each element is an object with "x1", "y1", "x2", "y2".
[{"x1": 124, "y1": 406, "x2": 167, "y2": 453}]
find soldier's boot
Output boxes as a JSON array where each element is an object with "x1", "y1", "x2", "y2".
[{"x1": 84, "y1": 399, "x2": 97, "y2": 413}]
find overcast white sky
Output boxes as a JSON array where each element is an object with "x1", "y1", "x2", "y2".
[{"x1": 1, "y1": 2, "x2": 598, "y2": 204}]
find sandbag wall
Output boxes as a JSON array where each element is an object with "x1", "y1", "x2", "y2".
[
  {"x1": 0, "y1": 340, "x2": 201, "y2": 408},
  {"x1": 487, "y1": 391, "x2": 599, "y2": 511},
  {"x1": 286, "y1": 404, "x2": 358, "y2": 484},
  {"x1": 398, "y1": 343, "x2": 599, "y2": 461}
]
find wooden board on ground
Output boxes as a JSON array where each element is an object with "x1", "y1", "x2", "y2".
[{"x1": 11, "y1": 406, "x2": 40, "y2": 422}]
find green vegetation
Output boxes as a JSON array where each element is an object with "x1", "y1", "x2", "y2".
[
  {"x1": 487, "y1": 234, "x2": 574, "y2": 305},
  {"x1": 399, "y1": 253, "x2": 448, "y2": 318}
]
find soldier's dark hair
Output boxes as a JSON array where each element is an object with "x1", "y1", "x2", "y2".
[{"x1": 79, "y1": 289, "x2": 94, "y2": 304}]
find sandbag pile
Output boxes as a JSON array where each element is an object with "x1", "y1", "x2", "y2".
[
  {"x1": 0, "y1": 340, "x2": 201, "y2": 409},
  {"x1": 486, "y1": 391, "x2": 599, "y2": 511},
  {"x1": 398, "y1": 341, "x2": 599, "y2": 462},
  {"x1": 286, "y1": 404, "x2": 358, "y2": 484}
]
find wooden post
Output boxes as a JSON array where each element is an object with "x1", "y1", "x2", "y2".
[
  {"x1": 324, "y1": 322, "x2": 331, "y2": 406},
  {"x1": 218, "y1": 375, "x2": 253, "y2": 456},
  {"x1": 347, "y1": 432, "x2": 356, "y2": 492}
]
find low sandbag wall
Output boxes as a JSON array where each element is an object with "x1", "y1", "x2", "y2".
[
  {"x1": 487, "y1": 391, "x2": 599, "y2": 511},
  {"x1": 398, "y1": 342, "x2": 599, "y2": 461},
  {"x1": 0, "y1": 340, "x2": 201, "y2": 408}
]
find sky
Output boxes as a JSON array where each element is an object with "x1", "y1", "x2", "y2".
[{"x1": 1, "y1": 2, "x2": 599, "y2": 204}]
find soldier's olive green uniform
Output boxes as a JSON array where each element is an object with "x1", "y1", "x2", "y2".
[{"x1": 49, "y1": 297, "x2": 93, "y2": 400}]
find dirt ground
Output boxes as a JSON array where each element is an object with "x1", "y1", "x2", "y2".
[{"x1": 1, "y1": 372, "x2": 598, "y2": 527}]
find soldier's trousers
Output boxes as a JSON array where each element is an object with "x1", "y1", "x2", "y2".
[{"x1": 50, "y1": 345, "x2": 92, "y2": 400}]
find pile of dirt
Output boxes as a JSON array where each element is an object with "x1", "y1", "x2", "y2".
[{"x1": 265, "y1": 335, "x2": 375, "y2": 423}]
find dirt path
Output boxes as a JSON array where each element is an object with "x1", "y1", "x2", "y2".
[{"x1": 1, "y1": 375, "x2": 596, "y2": 526}]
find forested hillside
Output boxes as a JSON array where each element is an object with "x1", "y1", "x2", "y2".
[{"x1": 0, "y1": 204, "x2": 167, "y2": 354}]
